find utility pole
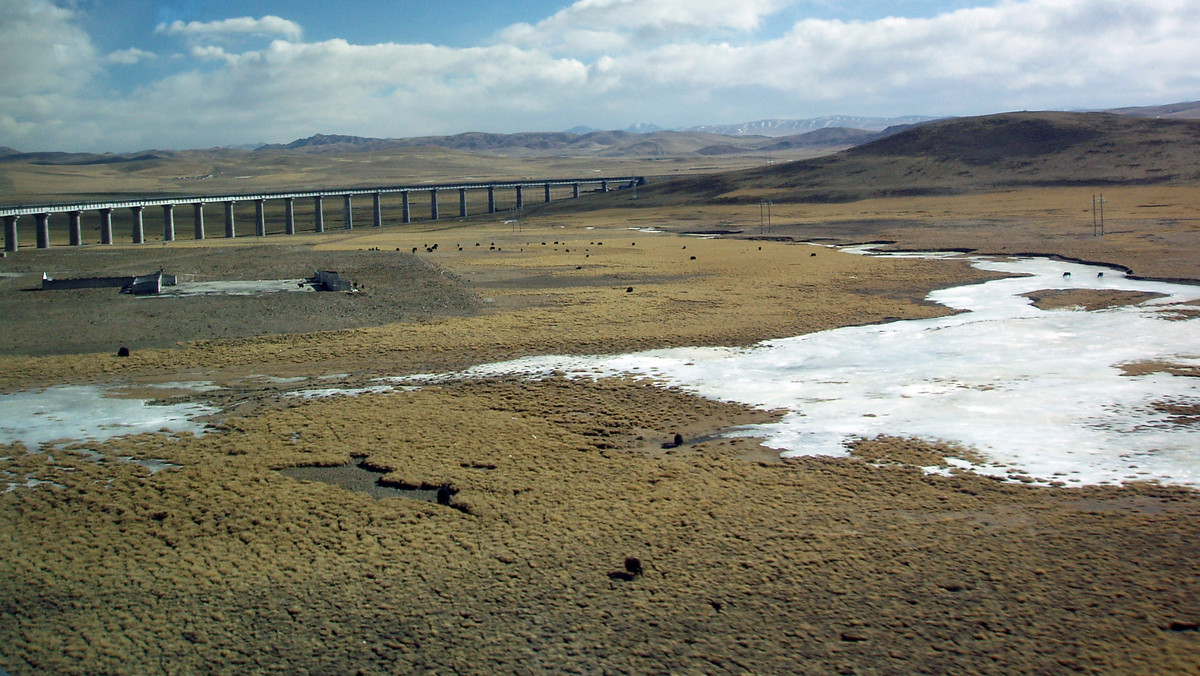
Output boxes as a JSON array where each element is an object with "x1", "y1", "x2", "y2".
[
  {"x1": 1092, "y1": 193, "x2": 1106, "y2": 236},
  {"x1": 759, "y1": 201, "x2": 773, "y2": 234}
]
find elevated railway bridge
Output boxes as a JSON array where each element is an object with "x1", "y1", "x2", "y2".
[{"x1": 1, "y1": 176, "x2": 644, "y2": 252}]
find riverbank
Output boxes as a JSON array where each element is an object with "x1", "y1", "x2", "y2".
[{"x1": 2, "y1": 210, "x2": 1200, "y2": 673}]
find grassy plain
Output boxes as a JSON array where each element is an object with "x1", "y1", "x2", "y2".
[{"x1": 3, "y1": 122, "x2": 1200, "y2": 673}]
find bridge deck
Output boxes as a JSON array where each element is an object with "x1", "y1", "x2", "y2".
[{"x1": 0, "y1": 177, "x2": 641, "y2": 217}]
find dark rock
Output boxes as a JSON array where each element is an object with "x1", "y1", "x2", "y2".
[
  {"x1": 624, "y1": 557, "x2": 643, "y2": 577},
  {"x1": 1168, "y1": 620, "x2": 1200, "y2": 632}
]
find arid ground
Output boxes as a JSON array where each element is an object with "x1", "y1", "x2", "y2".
[{"x1": 3, "y1": 118, "x2": 1200, "y2": 673}]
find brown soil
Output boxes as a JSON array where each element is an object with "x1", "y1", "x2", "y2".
[
  {"x1": 0, "y1": 244, "x2": 479, "y2": 356},
  {"x1": 2, "y1": 203, "x2": 1200, "y2": 674}
]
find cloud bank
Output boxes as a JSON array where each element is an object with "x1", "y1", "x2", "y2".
[
  {"x1": 1, "y1": 0, "x2": 1198, "y2": 152},
  {"x1": 154, "y1": 15, "x2": 304, "y2": 42}
]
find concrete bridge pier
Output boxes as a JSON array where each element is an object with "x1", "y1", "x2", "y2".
[
  {"x1": 68, "y1": 211, "x2": 81, "y2": 246},
  {"x1": 373, "y1": 193, "x2": 382, "y2": 227},
  {"x1": 223, "y1": 201, "x2": 235, "y2": 238},
  {"x1": 487, "y1": 186, "x2": 496, "y2": 214},
  {"x1": 255, "y1": 200, "x2": 266, "y2": 237},
  {"x1": 193, "y1": 203, "x2": 205, "y2": 240},
  {"x1": 99, "y1": 209, "x2": 113, "y2": 244},
  {"x1": 430, "y1": 190, "x2": 439, "y2": 220},
  {"x1": 314, "y1": 196, "x2": 325, "y2": 233},
  {"x1": 402, "y1": 192, "x2": 411, "y2": 224},
  {"x1": 544, "y1": 183, "x2": 551, "y2": 203},
  {"x1": 35, "y1": 213, "x2": 49, "y2": 249},
  {"x1": 459, "y1": 188, "x2": 467, "y2": 218},
  {"x1": 3, "y1": 215, "x2": 16, "y2": 252},
  {"x1": 516, "y1": 186, "x2": 524, "y2": 210},
  {"x1": 162, "y1": 204, "x2": 175, "y2": 242},
  {"x1": 284, "y1": 198, "x2": 295, "y2": 235},
  {"x1": 343, "y1": 195, "x2": 353, "y2": 229},
  {"x1": 131, "y1": 206, "x2": 144, "y2": 244},
  {"x1": 573, "y1": 183, "x2": 580, "y2": 199}
]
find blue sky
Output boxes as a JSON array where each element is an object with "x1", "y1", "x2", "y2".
[{"x1": 2, "y1": 0, "x2": 1198, "y2": 152}]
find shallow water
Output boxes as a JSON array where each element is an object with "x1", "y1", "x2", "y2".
[
  {"x1": 278, "y1": 459, "x2": 439, "y2": 501},
  {"x1": 432, "y1": 253, "x2": 1200, "y2": 487}
]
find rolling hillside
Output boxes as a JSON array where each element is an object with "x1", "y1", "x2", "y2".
[{"x1": 635, "y1": 112, "x2": 1200, "y2": 205}]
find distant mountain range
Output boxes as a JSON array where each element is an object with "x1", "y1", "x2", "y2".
[
  {"x1": 252, "y1": 126, "x2": 883, "y2": 158},
  {"x1": 566, "y1": 115, "x2": 935, "y2": 137},
  {"x1": 680, "y1": 115, "x2": 938, "y2": 136},
  {"x1": 4, "y1": 102, "x2": 1198, "y2": 163}
]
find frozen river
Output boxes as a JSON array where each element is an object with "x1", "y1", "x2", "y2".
[
  {"x1": 3, "y1": 250, "x2": 1199, "y2": 487},
  {"x1": 424, "y1": 251, "x2": 1200, "y2": 487}
]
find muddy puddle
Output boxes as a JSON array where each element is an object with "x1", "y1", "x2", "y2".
[{"x1": 278, "y1": 457, "x2": 441, "y2": 501}]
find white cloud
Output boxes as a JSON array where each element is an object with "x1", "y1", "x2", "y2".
[
  {"x1": 501, "y1": 0, "x2": 793, "y2": 52},
  {"x1": 0, "y1": 0, "x2": 96, "y2": 96},
  {"x1": 105, "y1": 47, "x2": 156, "y2": 65},
  {"x1": 561, "y1": 0, "x2": 1200, "y2": 116},
  {"x1": 155, "y1": 15, "x2": 303, "y2": 42},
  {"x1": 189, "y1": 45, "x2": 232, "y2": 62},
  {"x1": 4, "y1": 0, "x2": 1200, "y2": 152}
]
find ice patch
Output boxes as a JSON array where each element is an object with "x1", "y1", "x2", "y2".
[
  {"x1": 404, "y1": 253, "x2": 1200, "y2": 488},
  {"x1": 284, "y1": 385, "x2": 396, "y2": 400},
  {"x1": 0, "y1": 385, "x2": 218, "y2": 450},
  {"x1": 150, "y1": 279, "x2": 315, "y2": 297}
]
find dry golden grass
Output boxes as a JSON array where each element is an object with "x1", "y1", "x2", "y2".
[
  {"x1": 572, "y1": 185, "x2": 1200, "y2": 279},
  {"x1": 4, "y1": 375, "x2": 1200, "y2": 674}
]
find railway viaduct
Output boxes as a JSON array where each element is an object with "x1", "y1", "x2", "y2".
[{"x1": 1, "y1": 177, "x2": 643, "y2": 252}]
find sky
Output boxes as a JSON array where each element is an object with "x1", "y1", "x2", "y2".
[{"x1": 2, "y1": 0, "x2": 1199, "y2": 152}]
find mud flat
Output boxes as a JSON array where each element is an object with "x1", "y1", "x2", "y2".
[{"x1": 2, "y1": 211, "x2": 1200, "y2": 674}]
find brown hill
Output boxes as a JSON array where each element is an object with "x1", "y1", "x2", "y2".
[
  {"x1": 634, "y1": 112, "x2": 1200, "y2": 205},
  {"x1": 1107, "y1": 101, "x2": 1200, "y2": 119}
]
